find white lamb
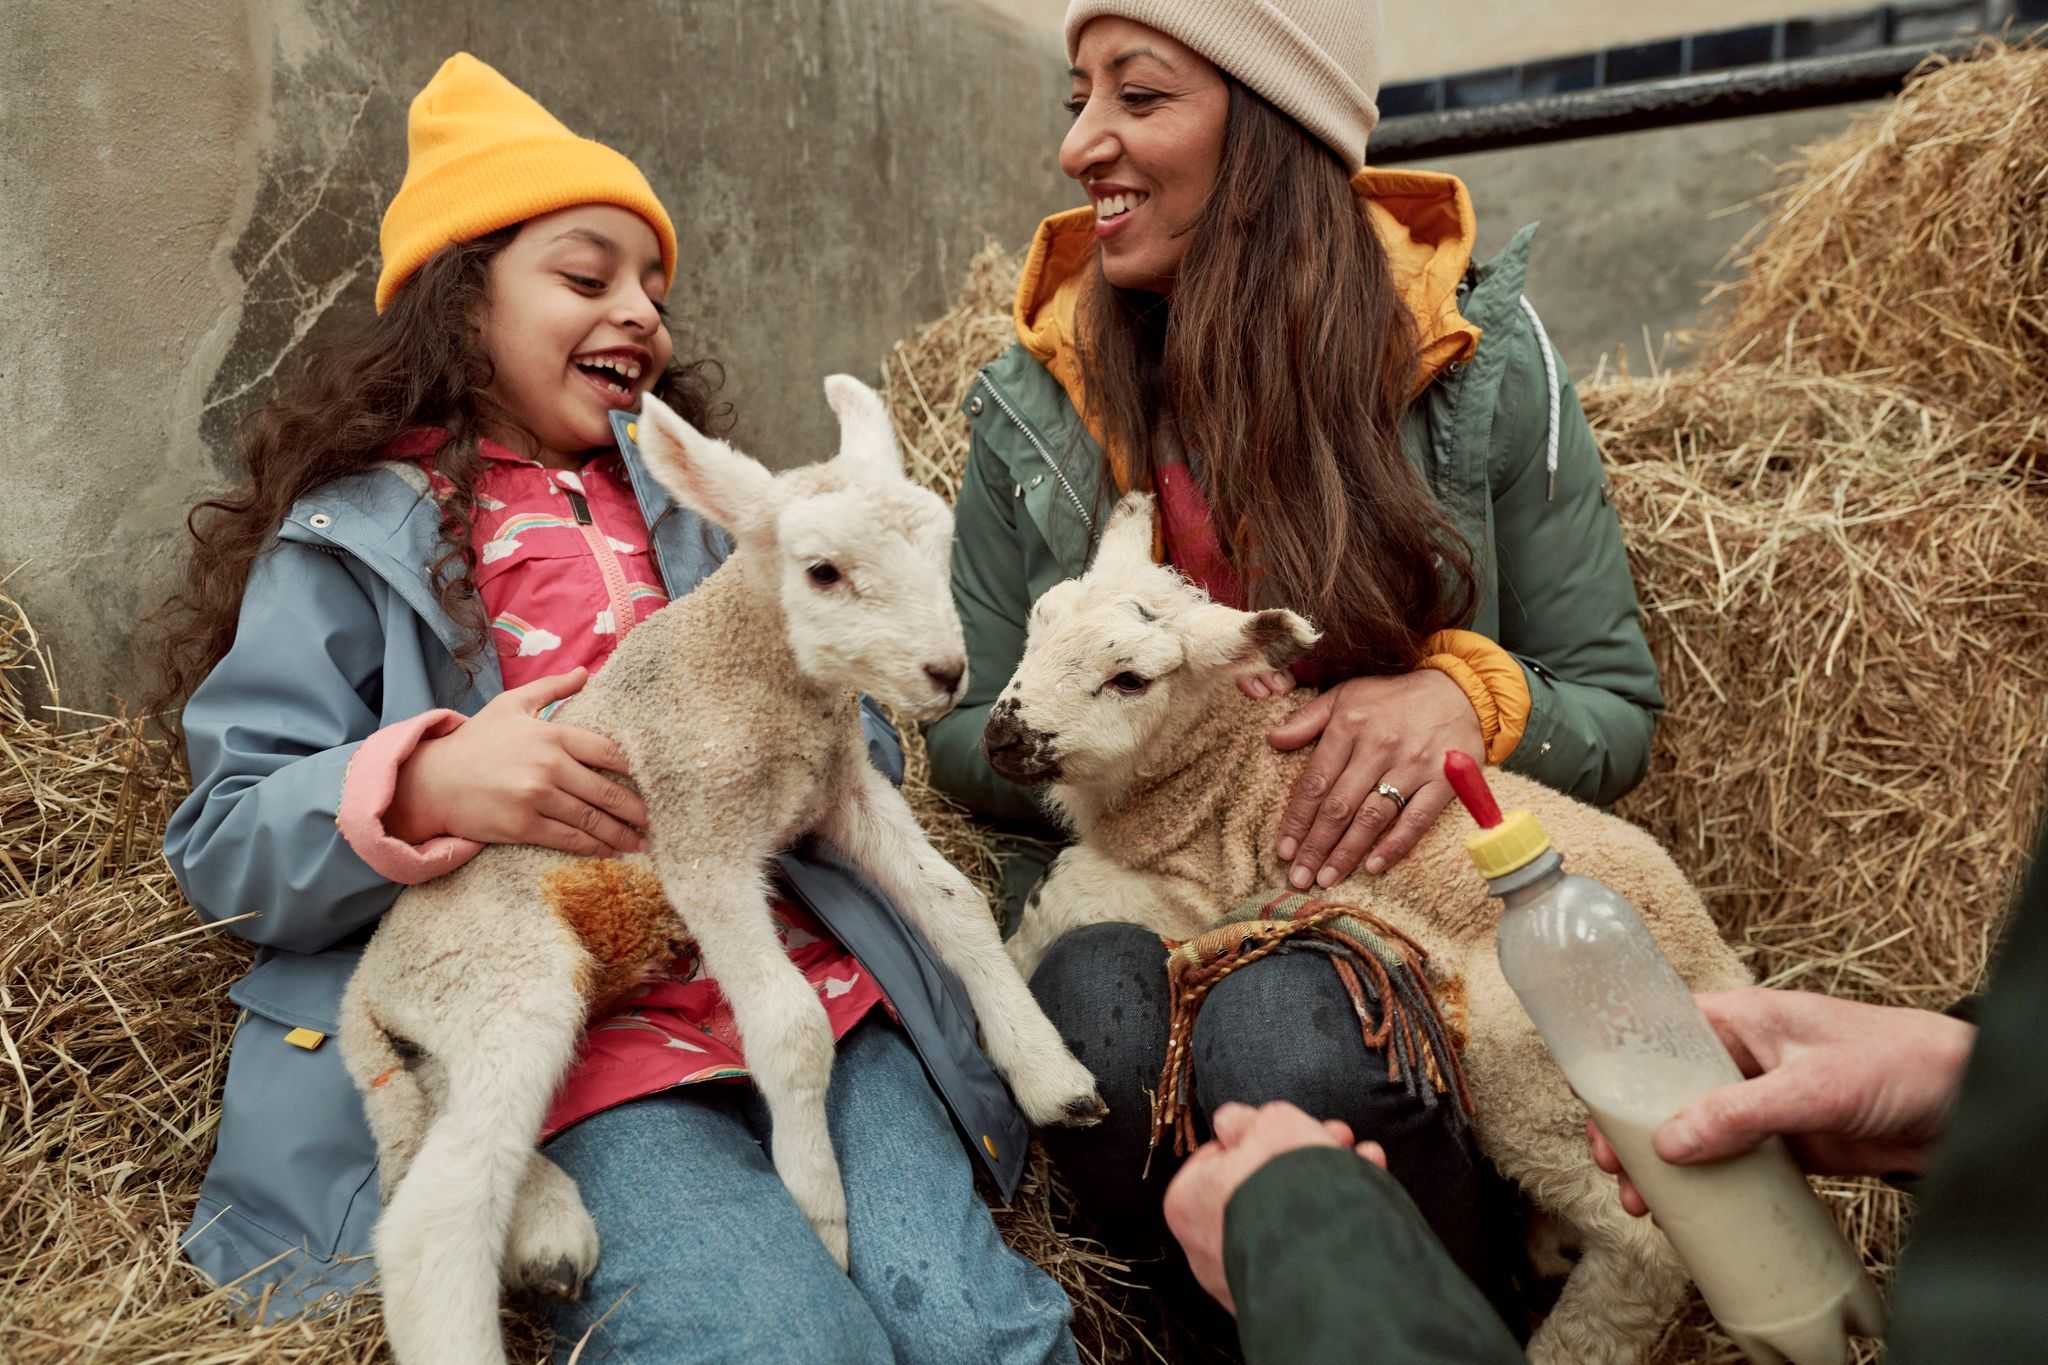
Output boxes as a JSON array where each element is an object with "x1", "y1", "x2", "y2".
[
  {"x1": 338, "y1": 377, "x2": 1106, "y2": 1365},
  {"x1": 987, "y1": 492, "x2": 1754, "y2": 1365}
]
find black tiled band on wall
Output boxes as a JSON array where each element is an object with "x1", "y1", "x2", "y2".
[{"x1": 1378, "y1": 1, "x2": 2033, "y2": 119}]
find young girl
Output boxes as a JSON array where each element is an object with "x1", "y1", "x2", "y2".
[{"x1": 159, "y1": 54, "x2": 1076, "y2": 1365}]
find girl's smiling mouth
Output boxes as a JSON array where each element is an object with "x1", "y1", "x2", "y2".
[{"x1": 571, "y1": 347, "x2": 650, "y2": 406}]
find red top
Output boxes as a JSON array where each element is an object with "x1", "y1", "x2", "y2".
[{"x1": 1153, "y1": 455, "x2": 1355, "y2": 687}]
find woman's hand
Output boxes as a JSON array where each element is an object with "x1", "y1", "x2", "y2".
[
  {"x1": 388, "y1": 669, "x2": 649, "y2": 857},
  {"x1": 1238, "y1": 669, "x2": 1297, "y2": 700},
  {"x1": 1588, "y1": 988, "x2": 1976, "y2": 1216},
  {"x1": 1267, "y1": 669, "x2": 1483, "y2": 887}
]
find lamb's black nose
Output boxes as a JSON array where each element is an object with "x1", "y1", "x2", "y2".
[
  {"x1": 924, "y1": 659, "x2": 965, "y2": 696},
  {"x1": 982, "y1": 702, "x2": 1024, "y2": 756}
]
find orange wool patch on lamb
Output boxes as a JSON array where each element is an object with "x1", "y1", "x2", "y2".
[
  {"x1": 1431, "y1": 970, "x2": 1470, "y2": 1054},
  {"x1": 541, "y1": 859, "x2": 697, "y2": 1009}
]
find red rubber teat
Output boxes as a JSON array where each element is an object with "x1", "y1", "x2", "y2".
[{"x1": 1444, "y1": 751, "x2": 1502, "y2": 828}]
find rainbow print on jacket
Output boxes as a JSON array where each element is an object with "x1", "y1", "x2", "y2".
[
  {"x1": 491, "y1": 613, "x2": 563, "y2": 657},
  {"x1": 480, "y1": 512, "x2": 579, "y2": 564}
]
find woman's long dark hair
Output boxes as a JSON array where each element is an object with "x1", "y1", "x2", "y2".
[
  {"x1": 147, "y1": 229, "x2": 728, "y2": 752},
  {"x1": 1077, "y1": 81, "x2": 1477, "y2": 676}
]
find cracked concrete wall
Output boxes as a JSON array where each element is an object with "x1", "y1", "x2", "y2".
[{"x1": 2, "y1": 0, "x2": 1074, "y2": 713}]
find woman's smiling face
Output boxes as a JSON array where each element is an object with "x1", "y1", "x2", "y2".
[{"x1": 1059, "y1": 18, "x2": 1230, "y2": 295}]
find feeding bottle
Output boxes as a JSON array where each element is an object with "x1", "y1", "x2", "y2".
[{"x1": 1443, "y1": 753, "x2": 1884, "y2": 1365}]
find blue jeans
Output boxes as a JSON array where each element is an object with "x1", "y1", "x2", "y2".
[{"x1": 542, "y1": 1018, "x2": 1077, "y2": 1365}]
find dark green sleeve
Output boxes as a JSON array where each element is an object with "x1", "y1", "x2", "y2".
[
  {"x1": 1886, "y1": 807, "x2": 2048, "y2": 1365},
  {"x1": 923, "y1": 423, "x2": 1053, "y2": 828},
  {"x1": 1490, "y1": 325, "x2": 1664, "y2": 807},
  {"x1": 1225, "y1": 1147, "x2": 1523, "y2": 1365}
]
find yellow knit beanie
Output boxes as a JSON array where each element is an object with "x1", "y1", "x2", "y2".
[
  {"x1": 1064, "y1": 0, "x2": 1381, "y2": 170},
  {"x1": 375, "y1": 53, "x2": 678, "y2": 312}
]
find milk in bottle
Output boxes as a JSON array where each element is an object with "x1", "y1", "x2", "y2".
[{"x1": 1444, "y1": 753, "x2": 1884, "y2": 1365}]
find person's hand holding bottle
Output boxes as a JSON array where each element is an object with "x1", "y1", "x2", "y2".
[{"x1": 1588, "y1": 987, "x2": 1977, "y2": 1214}]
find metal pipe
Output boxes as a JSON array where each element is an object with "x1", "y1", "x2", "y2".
[{"x1": 1370, "y1": 37, "x2": 2004, "y2": 164}]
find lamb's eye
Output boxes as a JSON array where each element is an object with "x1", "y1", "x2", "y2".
[
  {"x1": 806, "y1": 562, "x2": 842, "y2": 587},
  {"x1": 1107, "y1": 671, "x2": 1150, "y2": 696}
]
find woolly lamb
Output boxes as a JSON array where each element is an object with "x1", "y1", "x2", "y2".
[
  {"x1": 339, "y1": 378, "x2": 1105, "y2": 1365},
  {"x1": 987, "y1": 492, "x2": 1753, "y2": 1365}
]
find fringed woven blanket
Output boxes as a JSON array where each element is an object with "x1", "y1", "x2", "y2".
[{"x1": 1149, "y1": 892, "x2": 1475, "y2": 1162}]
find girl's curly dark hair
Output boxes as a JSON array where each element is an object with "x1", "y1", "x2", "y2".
[{"x1": 146, "y1": 228, "x2": 729, "y2": 756}]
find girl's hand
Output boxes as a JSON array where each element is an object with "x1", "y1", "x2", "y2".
[
  {"x1": 1237, "y1": 669, "x2": 1297, "y2": 700},
  {"x1": 388, "y1": 669, "x2": 648, "y2": 857},
  {"x1": 1267, "y1": 670, "x2": 1483, "y2": 887}
]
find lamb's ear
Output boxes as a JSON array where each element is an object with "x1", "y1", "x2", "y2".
[
  {"x1": 1089, "y1": 492, "x2": 1157, "y2": 580},
  {"x1": 1184, "y1": 604, "x2": 1321, "y2": 675},
  {"x1": 636, "y1": 392, "x2": 783, "y2": 535},
  {"x1": 823, "y1": 374, "x2": 903, "y2": 479}
]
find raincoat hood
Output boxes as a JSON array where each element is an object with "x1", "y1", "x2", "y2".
[{"x1": 1012, "y1": 168, "x2": 1486, "y2": 423}]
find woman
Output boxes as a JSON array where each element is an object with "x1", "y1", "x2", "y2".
[{"x1": 925, "y1": 0, "x2": 1661, "y2": 1327}]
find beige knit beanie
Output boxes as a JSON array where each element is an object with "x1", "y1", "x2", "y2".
[{"x1": 1063, "y1": 0, "x2": 1380, "y2": 170}]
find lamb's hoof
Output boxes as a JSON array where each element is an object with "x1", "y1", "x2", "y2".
[
  {"x1": 530, "y1": 1257, "x2": 586, "y2": 1302},
  {"x1": 1010, "y1": 1050, "x2": 1108, "y2": 1129},
  {"x1": 1056, "y1": 1092, "x2": 1109, "y2": 1128},
  {"x1": 505, "y1": 1154, "x2": 599, "y2": 1302}
]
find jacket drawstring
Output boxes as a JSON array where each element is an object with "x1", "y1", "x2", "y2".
[{"x1": 1519, "y1": 296, "x2": 1561, "y2": 503}]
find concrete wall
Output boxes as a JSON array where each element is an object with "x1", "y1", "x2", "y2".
[
  {"x1": 1, "y1": 0, "x2": 1074, "y2": 712},
  {"x1": 1379, "y1": 2, "x2": 1871, "y2": 78},
  {"x1": 1436, "y1": 103, "x2": 1869, "y2": 379},
  {"x1": 0, "y1": 0, "x2": 1883, "y2": 714}
]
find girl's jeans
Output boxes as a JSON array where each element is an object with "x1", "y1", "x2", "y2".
[
  {"x1": 1028, "y1": 922, "x2": 1523, "y2": 1323},
  {"x1": 543, "y1": 1018, "x2": 1078, "y2": 1365}
]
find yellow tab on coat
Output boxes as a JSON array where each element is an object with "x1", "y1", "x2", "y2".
[{"x1": 283, "y1": 1027, "x2": 327, "y2": 1051}]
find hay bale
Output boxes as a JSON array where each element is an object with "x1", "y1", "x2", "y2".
[
  {"x1": 1591, "y1": 364, "x2": 2048, "y2": 1363},
  {"x1": 1596, "y1": 366, "x2": 2048, "y2": 1006},
  {"x1": 1709, "y1": 43, "x2": 2048, "y2": 462}
]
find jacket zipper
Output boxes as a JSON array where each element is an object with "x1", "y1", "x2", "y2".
[
  {"x1": 564, "y1": 485, "x2": 642, "y2": 644},
  {"x1": 976, "y1": 372, "x2": 1092, "y2": 533}
]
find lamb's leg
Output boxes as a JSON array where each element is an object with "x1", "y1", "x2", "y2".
[
  {"x1": 1008, "y1": 841, "x2": 1195, "y2": 978},
  {"x1": 1525, "y1": 1171, "x2": 1691, "y2": 1365},
  {"x1": 659, "y1": 860, "x2": 850, "y2": 1269},
  {"x1": 346, "y1": 955, "x2": 600, "y2": 1304},
  {"x1": 362, "y1": 947, "x2": 590, "y2": 1365},
  {"x1": 503, "y1": 1151, "x2": 600, "y2": 1301},
  {"x1": 339, "y1": 973, "x2": 433, "y2": 1202},
  {"x1": 824, "y1": 766, "x2": 1106, "y2": 1128}
]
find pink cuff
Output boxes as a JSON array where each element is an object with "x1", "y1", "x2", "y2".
[{"x1": 338, "y1": 710, "x2": 485, "y2": 885}]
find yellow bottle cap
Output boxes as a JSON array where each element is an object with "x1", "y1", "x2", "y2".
[{"x1": 1464, "y1": 809, "x2": 1552, "y2": 880}]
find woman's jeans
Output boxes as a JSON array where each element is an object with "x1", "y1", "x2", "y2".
[
  {"x1": 543, "y1": 1018, "x2": 1078, "y2": 1365},
  {"x1": 1028, "y1": 922, "x2": 1520, "y2": 1317}
]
